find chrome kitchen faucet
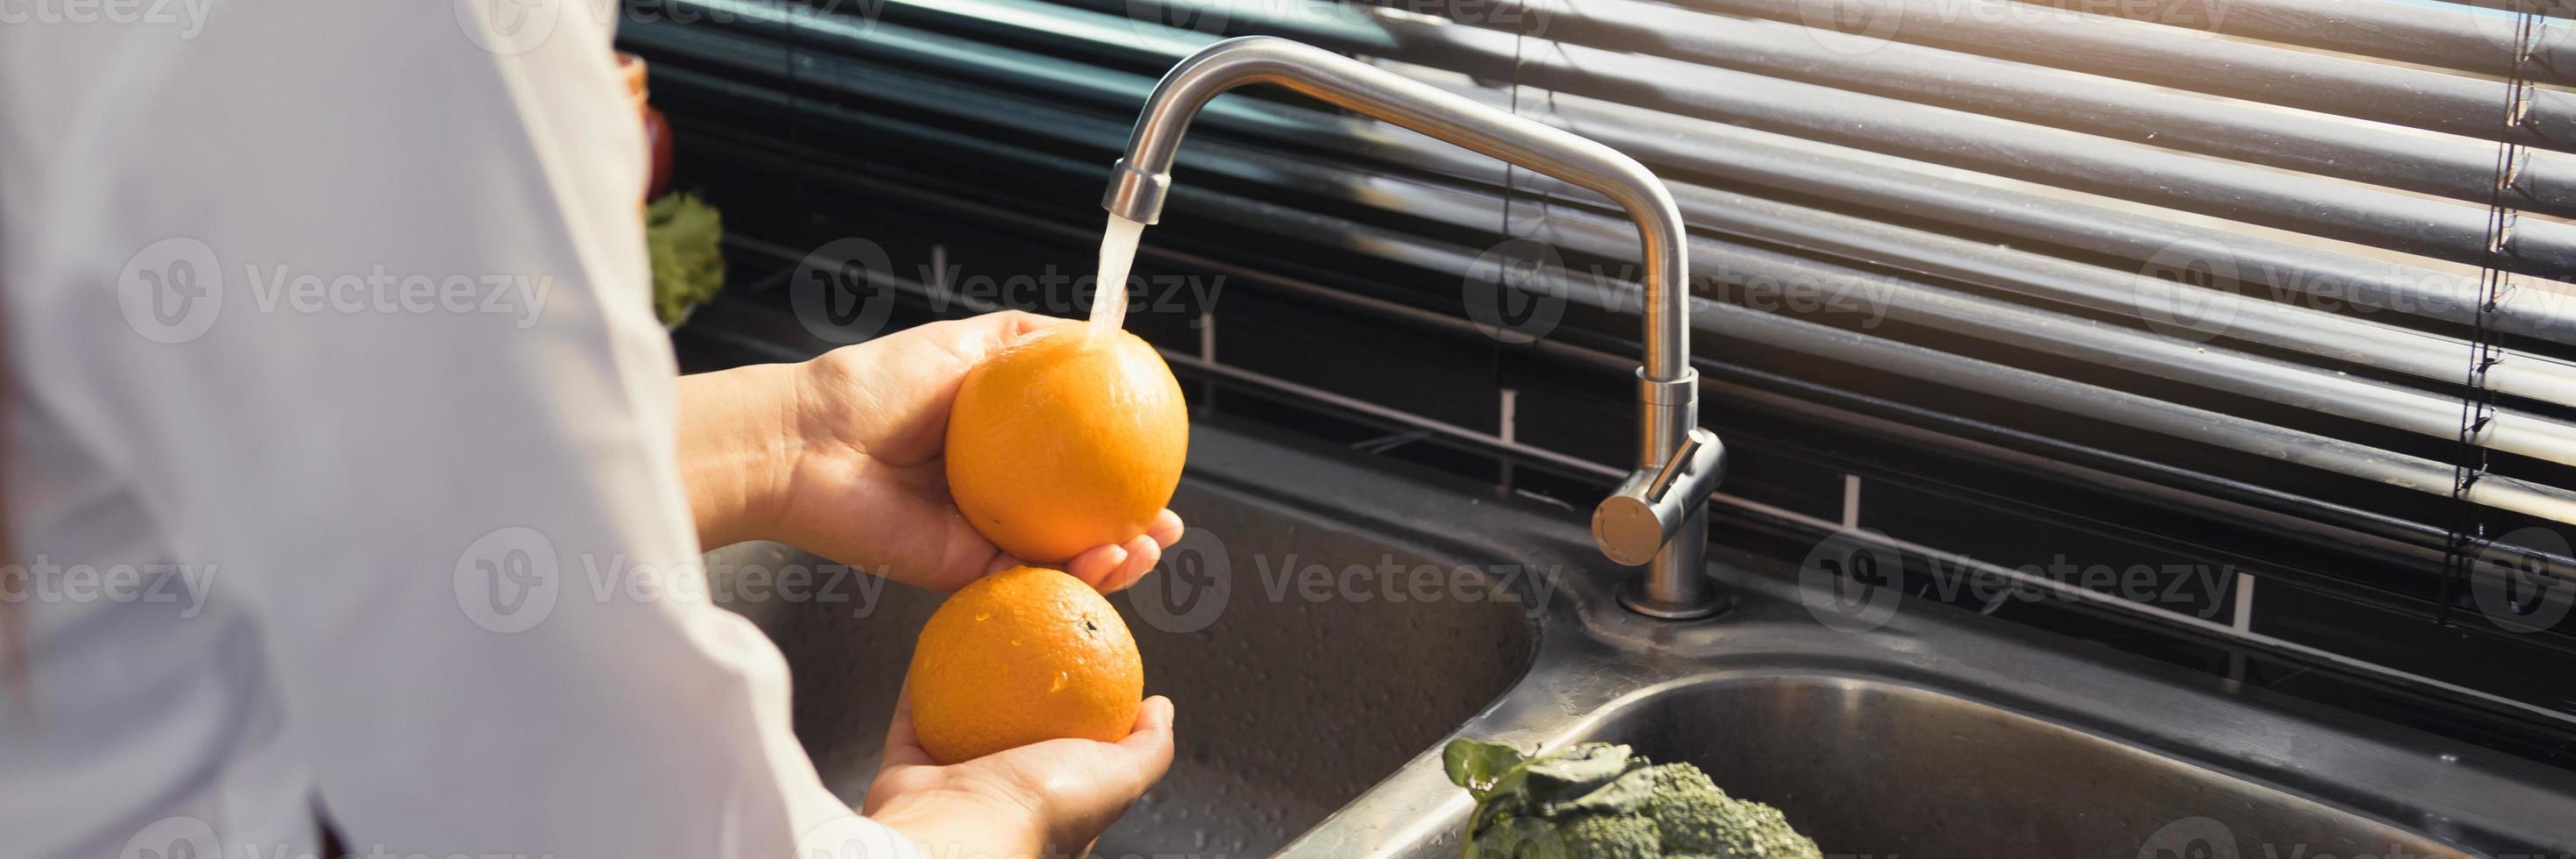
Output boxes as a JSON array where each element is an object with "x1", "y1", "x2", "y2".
[{"x1": 1100, "y1": 36, "x2": 1728, "y2": 619}]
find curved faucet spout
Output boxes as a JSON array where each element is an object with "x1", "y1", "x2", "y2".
[{"x1": 1104, "y1": 35, "x2": 1723, "y2": 619}]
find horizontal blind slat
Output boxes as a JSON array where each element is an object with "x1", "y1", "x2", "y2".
[
  {"x1": 2010, "y1": 0, "x2": 2576, "y2": 82},
  {"x1": 988, "y1": 0, "x2": 2576, "y2": 277},
  {"x1": 1194, "y1": 73, "x2": 2576, "y2": 400},
  {"x1": 1407, "y1": 0, "x2": 2576, "y2": 217},
  {"x1": 1659, "y1": 0, "x2": 2575, "y2": 149}
]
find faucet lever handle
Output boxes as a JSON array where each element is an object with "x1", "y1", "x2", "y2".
[
  {"x1": 1592, "y1": 428, "x2": 1727, "y2": 567},
  {"x1": 1644, "y1": 429, "x2": 1711, "y2": 503}
]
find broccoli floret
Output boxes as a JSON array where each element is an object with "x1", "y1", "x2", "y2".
[
  {"x1": 1446, "y1": 739, "x2": 1822, "y2": 859},
  {"x1": 1645, "y1": 763, "x2": 1822, "y2": 859},
  {"x1": 1469, "y1": 809, "x2": 1662, "y2": 859},
  {"x1": 1529, "y1": 812, "x2": 1664, "y2": 859}
]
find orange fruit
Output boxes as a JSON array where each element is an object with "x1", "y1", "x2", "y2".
[
  {"x1": 908, "y1": 565, "x2": 1144, "y2": 763},
  {"x1": 945, "y1": 323, "x2": 1187, "y2": 563}
]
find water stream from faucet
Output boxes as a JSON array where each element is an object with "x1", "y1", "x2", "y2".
[{"x1": 1089, "y1": 213, "x2": 1147, "y2": 339}]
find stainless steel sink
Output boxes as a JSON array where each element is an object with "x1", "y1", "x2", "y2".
[
  {"x1": 682, "y1": 297, "x2": 2575, "y2": 856},
  {"x1": 1149, "y1": 428, "x2": 2576, "y2": 859},
  {"x1": 1568, "y1": 677, "x2": 2464, "y2": 859},
  {"x1": 704, "y1": 444, "x2": 1541, "y2": 857}
]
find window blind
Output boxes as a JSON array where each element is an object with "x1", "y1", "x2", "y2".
[{"x1": 622, "y1": 0, "x2": 2576, "y2": 755}]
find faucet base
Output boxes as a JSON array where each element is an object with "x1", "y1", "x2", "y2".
[{"x1": 1618, "y1": 576, "x2": 1732, "y2": 620}]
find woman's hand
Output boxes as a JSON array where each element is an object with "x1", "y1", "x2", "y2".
[
  {"x1": 677, "y1": 310, "x2": 1183, "y2": 592},
  {"x1": 865, "y1": 689, "x2": 1177, "y2": 857}
]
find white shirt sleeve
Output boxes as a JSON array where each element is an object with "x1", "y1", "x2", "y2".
[{"x1": 0, "y1": 4, "x2": 916, "y2": 857}]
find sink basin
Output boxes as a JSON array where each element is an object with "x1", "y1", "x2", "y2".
[
  {"x1": 1580, "y1": 676, "x2": 2462, "y2": 859},
  {"x1": 704, "y1": 469, "x2": 1540, "y2": 856}
]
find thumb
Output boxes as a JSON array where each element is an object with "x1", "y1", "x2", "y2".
[{"x1": 1117, "y1": 695, "x2": 1177, "y2": 779}]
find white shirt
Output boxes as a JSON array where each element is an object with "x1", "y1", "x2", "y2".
[{"x1": 0, "y1": 4, "x2": 917, "y2": 857}]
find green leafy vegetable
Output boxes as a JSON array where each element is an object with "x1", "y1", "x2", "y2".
[
  {"x1": 1442, "y1": 739, "x2": 1822, "y2": 859},
  {"x1": 1445, "y1": 739, "x2": 1532, "y2": 799},
  {"x1": 647, "y1": 192, "x2": 725, "y2": 327}
]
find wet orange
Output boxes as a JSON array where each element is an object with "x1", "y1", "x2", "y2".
[
  {"x1": 945, "y1": 324, "x2": 1187, "y2": 563},
  {"x1": 908, "y1": 565, "x2": 1144, "y2": 763}
]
